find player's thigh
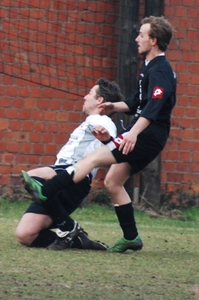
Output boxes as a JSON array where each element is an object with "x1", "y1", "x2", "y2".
[
  {"x1": 28, "y1": 167, "x2": 56, "y2": 180},
  {"x1": 16, "y1": 212, "x2": 53, "y2": 236},
  {"x1": 105, "y1": 162, "x2": 132, "y2": 188}
]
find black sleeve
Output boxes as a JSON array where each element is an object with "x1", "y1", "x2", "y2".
[
  {"x1": 124, "y1": 91, "x2": 140, "y2": 115},
  {"x1": 140, "y1": 70, "x2": 174, "y2": 121}
]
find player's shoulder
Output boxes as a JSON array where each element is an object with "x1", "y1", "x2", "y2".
[{"x1": 88, "y1": 114, "x2": 112, "y2": 124}]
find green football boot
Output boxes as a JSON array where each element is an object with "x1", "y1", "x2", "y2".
[
  {"x1": 21, "y1": 170, "x2": 47, "y2": 203},
  {"x1": 107, "y1": 235, "x2": 143, "y2": 253}
]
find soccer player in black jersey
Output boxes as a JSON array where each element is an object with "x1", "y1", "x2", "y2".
[{"x1": 22, "y1": 16, "x2": 177, "y2": 252}]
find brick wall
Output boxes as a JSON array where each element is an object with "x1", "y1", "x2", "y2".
[
  {"x1": 161, "y1": 0, "x2": 199, "y2": 204},
  {"x1": 0, "y1": 0, "x2": 119, "y2": 199},
  {"x1": 0, "y1": 0, "x2": 199, "y2": 205}
]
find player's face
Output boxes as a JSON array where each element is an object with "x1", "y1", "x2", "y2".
[
  {"x1": 135, "y1": 23, "x2": 153, "y2": 57},
  {"x1": 82, "y1": 84, "x2": 99, "y2": 114}
]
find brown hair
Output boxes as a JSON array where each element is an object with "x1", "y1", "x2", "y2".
[
  {"x1": 141, "y1": 16, "x2": 174, "y2": 51},
  {"x1": 95, "y1": 78, "x2": 124, "y2": 103}
]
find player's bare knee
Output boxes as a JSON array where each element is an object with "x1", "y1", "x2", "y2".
[
  {"x1": 15, "y1": 228, "x2": 29, "y2": 246},
  {"x1": 104, "y1": 177, "x2": 115, "y2": 193}
]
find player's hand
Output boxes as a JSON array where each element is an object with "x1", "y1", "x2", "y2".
[
  {"x1": 119, "y1": 132, "x2": 137, "y2": 155},
  {"x1": 98, "y1": 102, "x2": 114, "y2": 115},
  {"x1": 91, "y1": 125, "x2": 111, "y2": 142}
]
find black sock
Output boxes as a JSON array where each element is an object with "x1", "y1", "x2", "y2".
[
  {"x1": 114, "y1": 203, "x2": 138, "y2": 240},
  {"x1": 43, "y1": 193, "x2": 75, "y2": 231},
  {"x1": 30, "y1": 229, "x2": 56, "y2": 248},
  {"x1": 42, "y1": 171, "x2": 74, "y2": 198}
]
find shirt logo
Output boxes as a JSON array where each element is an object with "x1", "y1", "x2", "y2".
[
  {"x1": 112, "y1": 135, "x2": 124, "y2": 147},
  {"x1": 152, "y1": 87, "x2": 164, "y2": 99}
]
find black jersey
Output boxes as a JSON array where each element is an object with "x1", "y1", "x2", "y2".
[{"x1": 125, "y1": 55, "x2": 177, "y2": 147}]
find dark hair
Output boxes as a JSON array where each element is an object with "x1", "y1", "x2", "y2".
[
  {"x1": 141, "y1": 16, "x2": 174, "y2": 51},
  {"x1": 95, "y1": 78, "x2": 124, "y2": 103}
]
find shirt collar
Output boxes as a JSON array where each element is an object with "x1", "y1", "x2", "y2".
[{"x1": 145, "y1": 52, "x2": 165, "y2": 66}]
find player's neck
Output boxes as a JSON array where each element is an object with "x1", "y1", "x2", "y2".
[
  {"x1": 145, "y1": 48, "x2": 164, "y2": 63},
  {"x1": 87, "y1": 109, "x2": 101, "y2": 116}
]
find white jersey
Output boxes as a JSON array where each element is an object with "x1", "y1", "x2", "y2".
[{"x1": 55, "y1": 114, "x2": 117, "y2": 179}]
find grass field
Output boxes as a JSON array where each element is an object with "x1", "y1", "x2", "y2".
[{"x1": 0, "y1": 199, "x2": 199, "y2": 300}]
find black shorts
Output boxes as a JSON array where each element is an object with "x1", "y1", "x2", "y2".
[
  {"x1": 108, "y1": 127, "x2": 164, "y2": 175},
  {"x1": 25, "y1": 164, "x2": 91, "y2": 218}
]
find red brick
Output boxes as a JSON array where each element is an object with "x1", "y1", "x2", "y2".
[
  {"x1": 30, "y1": 132, "x2": 41, "y2": 143},
  {"x1": 185, "y1": 107, "x2": 197, "y2": 117},
  {"x1": 192, "y1": 119, "x2": 199, "y2": 128},
  {"x1": 2, "y1": 153, "x2": 15, "y2": 163},
  {"x1": 176, "y1": 163, "x2": 188, "y2": 172},
  {"x1": 18, "y1": 110, "x2": 31, "y2": 120},
  {"x1": 32, "y1": 144, "x2": 44, "y2": 154},
  {"x1": 167, "y1": 172, "x2": 183, "y2": 182},
  {"x1": 12, "y1": 98, "x2": 24, "y2": 108},
  {"x1": 41, "y1": 156, "x2": 54, "y2": 165},
  {"x1": 42, "y1": 134, "x2": 53, "y2": 143},
  {"x1": 24, "y1": 98, "x2": 37, "y2": 109},
  {"x1": 183, "y1": 0, "x2": 194, "y2": 6},
  {"x1": 179, "y1": 151, "x2": 191, "y2": 162},
  {"x1": 0, "y1": 97, "x2": 11, "y2": 107},
  {"x1": 189, "y1": 164, "x2": 199, "y2": 173},
  {"x1": 31, "y1": 110, "x2": 44, "y2": 120},
  {"x1": 44, "y1": 111, "x2": 56, "y2": 121},
  {"x1": 167, "y1": 151, "x2": 179, "y2": 161},
  {"x1": 45, "y1": 144, "x2": 56, "y2": 155},
  {"x1": 182, "y1": 129, "x2": 194, "y2": 140},
  {"x1": 182, "y1": 52, "x2": 194, "y2": 62},
  {"x1": 187, "y1": 7, "x2": 198, "y2": 18},
  {"x1": 0, "y1": 141, "x2": 6, "y2": 151},
  {"x1": 28, "y1": 155, "x2": 40, "y2": 165},
  {"x1": 173, "y1": 106, "x2": 185, "y2": 117},
  {"x1": 6, "y1": 142, "x2": 19, "y2": 152},
  {"x1": 22, "y1": 121, "x2": 34, "y2": 131},
  {"x1": 0, "y1": 120, "x2": 9, "y2": 130},
  {"x1": 192, "y1": 152, "x2": 199, "y2": 162},
  {"x1": 47, "y1": 123, "x2": 59, "y2": 133},
  {"x1": 183, "y1": 173, "x2": 198, "y2": 183},
  {"x1": 20, "y1": 143, "x2": 31, "y2": 153}
]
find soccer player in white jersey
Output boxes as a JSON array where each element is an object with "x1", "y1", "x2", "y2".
[{"x1": 16, "y1": 78, "x2": 123, "y2": 250}]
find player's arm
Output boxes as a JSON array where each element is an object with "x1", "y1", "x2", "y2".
[
  {"x1": 90, "y1": 125, "x2": 113, "y2": 144},
  {"x1": 99, "y1": 101, "x2": 130, "y2": 115},
  {"x1": 119, "y1": 117, "x2": 151, "y2": 154}
]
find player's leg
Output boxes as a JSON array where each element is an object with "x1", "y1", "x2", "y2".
[
  {"x1": 15, "y1": 204, "x2": 55, "y2": 247},
  {"x1": 22, "y1": 146, "x2": 116, "y2": 202},
  {"x1": 23, "y1": 166, "x2": 78, "y2": 235},
  {"x1": 104, "y1": 162, "x2": 132, "y2": 206},
  {"x1": 18, "y1": 171, "x2": 64, "y2": 248},
  {"x1": 104, "y1": 131, "x2": 164, "y2": 252},
  {"x1": 20, "y1": 166, "x2": 92, "y2": 249},
  {"x1": 27, "y1": 166, "x2": 57, "y2": 180},
  {"x1": 104, "y1": 163, "x2": 143, "y2": 253},
  {"x1": 46, "y1": 177, "x2": 108, "y2": 251}
]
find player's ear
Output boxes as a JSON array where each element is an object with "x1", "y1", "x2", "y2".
[
  {"x1": 97, "y1": 96, "x2": 104, "y2": 105},
  {"x1": 151, "y1": 36, "x2": 157, "y2": 46}
]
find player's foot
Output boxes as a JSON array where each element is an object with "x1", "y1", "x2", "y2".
[
  {"x1": 47, "y1": 221, "x2": 81, "y2": 251},
  {"x1": 21, "y1": 170, "x2": 47, "y2": 203},
  {"x1": 107, "y1": 235, "x2": 143, "y2": 253},
  {"x1": 72, "y1": 228, "x2": 108, "y2": 251}
]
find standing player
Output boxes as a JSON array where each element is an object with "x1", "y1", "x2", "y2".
[
  {"x1": 16, "y1": 78, "x2": 123, "y2": 250},
  {"x1": 22, "y1": 16, "x2": 177, "y2": 252}
]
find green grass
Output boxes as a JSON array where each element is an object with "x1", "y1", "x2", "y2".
[{"x1": 0, "y1": 199, "x2": 199, "y2": 300}]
